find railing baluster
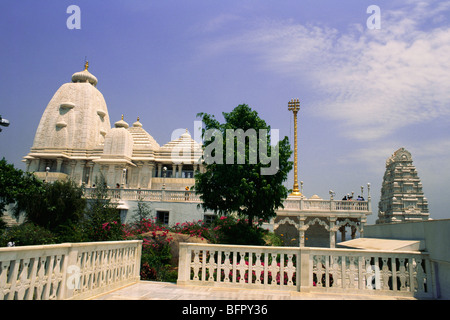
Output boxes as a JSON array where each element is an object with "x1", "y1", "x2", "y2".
[{"x1": 176, "y1": 244, "x2": 433, "y2": 298}]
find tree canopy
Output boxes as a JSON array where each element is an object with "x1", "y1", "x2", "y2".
[
  {"x1": 0, "y1": 158, "x2": 43, "y2": 219},
  {"x1": 14, "y1": 179, "x2": 86, "y2": 233},
  {"x1": 195, "y1": 104, "x2": 293, "y2": 225}
]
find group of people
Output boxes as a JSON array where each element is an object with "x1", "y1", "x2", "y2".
[{"x1": 342, "y1": 194, "x2": 365, "y2": 201}]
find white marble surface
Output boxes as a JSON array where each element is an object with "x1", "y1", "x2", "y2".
[{"x1": 91, "y1": 281, "x2": 416, "y2": 300}]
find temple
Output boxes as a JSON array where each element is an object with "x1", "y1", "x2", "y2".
[
  {"x1": 23, "y1": 63, "x2": 203, "y2": 190},
  {"x1": 22, "y1": 63, "x2": 373, "y2": 247},
  {"x1": 377, "y1": 147, "x2": 430, "y2": 224},
  {"x1": 23, "y1": 63, "x2": 208, "y2": 225}
]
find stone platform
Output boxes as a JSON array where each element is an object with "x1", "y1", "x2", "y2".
[{"x1": 91, "y1": 281, "x2": 416, "y2": 300}]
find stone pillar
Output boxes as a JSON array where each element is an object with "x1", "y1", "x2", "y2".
[
  {"x1": 108, "y1": 165, "x2": 117, "y2": 187},
  {"x1": 360, "y1": 217, "x2": 366, "y2": 238},
  {"x1": 298, "y1": 217, "x2": 307, "y2": 247},
  {"x1": 147, "y1": 163, "x2": 154, "y2": 189},
  {"x1": 70, "y1": 160, "x2": 77, "y2": 179},
  {"x1": 329, "y1": 217, "x2": 336, "y2": 248},
  {"x1": 74, "y1": 161, "x2": 85, "y2": 186},
  {"x1": 136, "y1": 163, "x2": 143, "y2": 188},
  {"x1": 340, "y1": 226, "x2": 346, "y2": 243},
  {"x1": 56, "y1": 158, "x2": 63, "y2": 172},
  {"x1": 157, "y1": 163, "x2": 162, "y2": 177},
  {"x1": 172, "y1": 164, "x2": 177, "y2": 178},
  {"x1": 88, "y1": 163, "x2": 95, "y2": 187},
  {"x1": 24, "y1": 159, "x2": 31, "y2": 172},
  {"x1": 298, "y1": 247, "x2": 310, "y2": 292},
  {"x1": 178, "y1": 164, "x2": 183, "y2": 178},
  {"x1": 351, "y1": 226, "x2": 357, "y2": 239},
  {"x1": 28, "y1": 159, "x2": 39, "y2": 172}
]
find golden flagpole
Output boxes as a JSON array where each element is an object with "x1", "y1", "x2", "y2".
[{"x1": 288, "y1": 98, "x2": 302, "y2": 196}]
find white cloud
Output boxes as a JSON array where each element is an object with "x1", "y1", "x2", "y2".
[{"x1": 197, "y1": 1, "x2": 450, "y2": 142}]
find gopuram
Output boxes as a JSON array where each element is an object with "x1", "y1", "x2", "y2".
[{"x1": 377, "y1": 148, "x2": 430, "y2": 224}]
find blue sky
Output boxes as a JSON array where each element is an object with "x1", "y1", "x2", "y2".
[{"x1": 1, "y1": 0, "x2": 449, "y2": 224}]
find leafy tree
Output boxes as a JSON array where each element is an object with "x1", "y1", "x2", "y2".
[
  {"x1": 132, "y1": 195, "x2": 153, "y2": 223},
  {"x1": 195, "y1": 104, "x2": 293, "y2": 226},
  {"x1": 0, "y1": 158, "x2": 43, "y2": 228},
  {"x1": 14, "y1": 179, "x2": 86, "y2": 234},
  {"x1": 1, "y1": 222, "x2": 57, "y2": 247},
  {"x1": 84, "y1": 174, "x2": 121, "y2": 241}
]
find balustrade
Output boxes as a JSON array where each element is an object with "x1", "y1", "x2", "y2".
[
  {"x1": 178, "y1": 243, "x2": 434, "y2": 298},
  {"x1": 84, "y1": 188, "x2": 201, "y2": 203},
  {"x1": 0, "y1": 240, "x2": 142, "y2": 300},
  {"x1": 281, "y1": 199, "x2": 369, "y2": 212},
  {"x1": 85, "y1": 188, "x2": 369, "y2": 212}
]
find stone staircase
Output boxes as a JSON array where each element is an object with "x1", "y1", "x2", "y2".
[{"x1": 1, "y1": 213, "x2": 19, "y2": 227}]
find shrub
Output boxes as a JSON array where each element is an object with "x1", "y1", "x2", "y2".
[
  {"x1": 123, "y1": 217, "x2": 170, "y2": 239},
  {"x1": 210, "y1": 216, "x2": 266, "y2": 246},
  {"x1": 171, "y1": 220, "x2": 211, "y2": 241},
  {"x1": 263, "y1": 232, "x2": 283, "y2": 246},
  {"x1": 140, "y1": 233, "x2": 174, "y2": 282},
  {"x1": 1, "y1": 223, "x2": 57, "y2": 246}
]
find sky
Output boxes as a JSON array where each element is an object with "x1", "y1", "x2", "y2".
[{"x1": 1, "y1": 0, "x2": 449, "y2": 225}]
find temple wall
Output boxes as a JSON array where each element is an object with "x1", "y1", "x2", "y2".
[{"x1": 120, "y1": 200, "x2": 214, "y2": 226}]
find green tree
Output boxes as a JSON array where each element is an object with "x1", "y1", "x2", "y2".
[
  {"x1": 14, "y1": 179, "x2": 86, "y2": 234},
  {"x1": 195, "y1": 104, "x2": 293, "y2": 226},
  {"x1": 84, "y1": 174, "x2": 121, "y2": 241},
  {"x1": 0, "y1": 158, "x2": 43, "y2": 229},
  {"x1": 132, "y1": 195, "x2": 153, "y2": 223}
]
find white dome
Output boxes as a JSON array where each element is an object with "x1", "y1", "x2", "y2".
[
  {"x1": 103, "y1": 127, "x2": 133, "y2": 158},
  {"x1": 30, "y1": 64, "x2": 110, "y2": 153},
  {"x1": 71, "y1": 62, "x2": 98, "y2": 86}
]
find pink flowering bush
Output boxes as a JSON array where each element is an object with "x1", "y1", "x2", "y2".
[
  {"x1": 123, "y1": 218, "x2": 176, "y2": 282},
  {"x1": 171, "y1": 220, "x2": 210, "y2": 241},
  {"x1": 122, "y1": 215, "x2": 279, "y2": 282},
  {"x1": 96, "y1": 220, "x2": 123, "y2": 241}
]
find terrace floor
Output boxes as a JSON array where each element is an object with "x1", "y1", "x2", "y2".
[{"x1": 91, "y1": 281, "x2": 416, "y2": 300}]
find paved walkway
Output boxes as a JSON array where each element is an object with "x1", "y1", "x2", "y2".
[{"x1": 92, "y1": 281, "x2": 416, "y2": 300}]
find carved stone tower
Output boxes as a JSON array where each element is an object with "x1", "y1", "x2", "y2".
[{"x1": 377, "y1": 148, "x2": 429, "y2": 224}]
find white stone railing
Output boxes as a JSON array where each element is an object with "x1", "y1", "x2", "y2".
[
  {"x1": 0, "y1": 240, "x2": 142, "y2": 300},
  {"x1": 83, "y1": 188, "x2": 369, "y2": 213},
  {"x1": 177, "y1": 243, "x2": 435, "y2": 298},
  {"x1": 282, "y1": 199, "x2": 370, "y2": 212},
  {"x1": 84, "y1": 188, "x2": 202, "y2": 203}
]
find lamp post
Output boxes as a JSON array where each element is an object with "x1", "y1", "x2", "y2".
[
  {"x1": 45, "y1": 166, "x2": 50, "y2": 183},
  {"x1": 288, "y1": 98, "x2": 301, "y2": 196}
]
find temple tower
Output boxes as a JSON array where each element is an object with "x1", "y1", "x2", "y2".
[
  {"x1": 24, "y1": 62, "x2": 111, "y2": 183},
  {"x1": 377, "y1": 148, "x2": 429, "y2": 224}
]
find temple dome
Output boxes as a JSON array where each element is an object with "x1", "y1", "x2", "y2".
[
  {"x1": 71, "y1": 62, "x2": 98, "y2": 87},
  {"x1": 133, "y1": 117, "x2": 143, "y2": 128},
  {"x1": 102, "y1": 118, "x2": 134, "y2": 159},
  {"x1": 114, "y1": 115, "x2": 129, "y2": 129},
  {"x1": 29, "y1": 63, "x2": 110, "y2": 153}
]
